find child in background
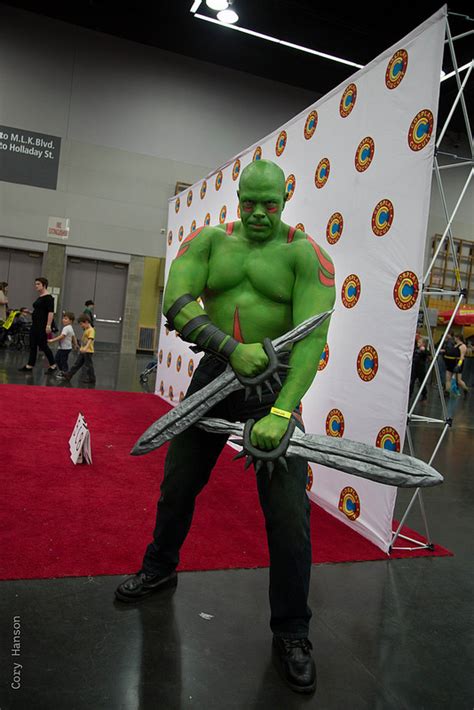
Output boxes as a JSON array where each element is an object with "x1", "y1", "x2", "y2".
[
  {"x1": 49, "y1": 312, "x2": 78, "y2": 373},
  {"x1": 58, "y1": 314, "x2": 95, "y2": 383}
]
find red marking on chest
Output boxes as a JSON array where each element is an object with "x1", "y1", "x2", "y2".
[
  {"x1": 287, "y1": 226, "x2": 296, "y2": 243},
  {"x1": 177, "y1": 227, "x2": 205, "y2": 258},
  {"x1": 226, "y1": 222, "x2": 235, "y2": 235},
  {"x1": 233, "y1": 307, "x2": 244, "y2": 342}
]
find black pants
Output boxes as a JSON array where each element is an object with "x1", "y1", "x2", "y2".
[
  {"x1": 55, "y1": 349, "x2": 71, "y2": 372},
  {"x1": 142, "y1": 354, "x2": 312, "y2": 638},
  {"x1": 28, "y1": 329, "x2": 55, "y2": 367},
  {"x1": 68, "y1": 352, "x2": 95, "y2": 380}
]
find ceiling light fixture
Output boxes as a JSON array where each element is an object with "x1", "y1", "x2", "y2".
[
  {"x1": 193, "y1": 14, "x2": 363, "y2": 69},
  {"x1": 206, "y1": 0, "x2": 229, "y2": 10},
  {"x1": 217, "y1": 9, "x2": 239, "y2": 24}
]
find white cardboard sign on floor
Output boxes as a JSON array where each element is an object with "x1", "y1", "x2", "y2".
[{"x1": 69, "y1": 413, "x2": 92, "y2": 465}]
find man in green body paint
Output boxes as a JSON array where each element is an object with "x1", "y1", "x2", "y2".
[{"x1": 116, "y1": 160, "x2": 336, "y2": 694}]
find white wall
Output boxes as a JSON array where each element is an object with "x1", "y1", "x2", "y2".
[{"x1": 0, "y1": 5, "x2": 316, "y2": 258}]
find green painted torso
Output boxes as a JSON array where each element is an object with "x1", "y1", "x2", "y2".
[{"x1": 202, "y1": 222, "x2": 303, "y2": 343}]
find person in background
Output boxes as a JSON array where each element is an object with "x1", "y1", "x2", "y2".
[
  {"x1": 58, "y1": 314, "x2": 95, "y2": 383},
  {"x1": 0, "y1": 282, "x2": 8, "y2": 322},
  {"x1": 84, "y1": 300, "x2": 95, "y2": 327},
  {"x1": 18, "y1": 277, "x2": 57, "y2": 374},
  {"x1": 409, "y1": 333, "x2": 430, "y2": 402},
  {"x1": 48, "y1": 311, "x2": 78, "y2": 373},
  {"x1": 452, "y1": 334, "x2": 469, "y2": 398}
]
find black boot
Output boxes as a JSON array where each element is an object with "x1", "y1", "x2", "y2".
[
  {"x1": 272, "y1": 636, "x2": 316, "y2": 694},
  {"x1": 115, "y1": 570, "x2": 177, "y2": 602}
]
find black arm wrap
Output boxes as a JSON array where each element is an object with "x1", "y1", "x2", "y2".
[
  {"x1": 164, "y1": 293, "x2": 195, "y2": 331},
  {"x1": 194, "y1": 323, "x2": 239, "y2": 359},
  {"x1": 165, "y1": 293, "x2": 239, "y2": 360}
]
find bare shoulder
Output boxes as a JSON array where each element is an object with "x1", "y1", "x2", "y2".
[{"x1": 291, "y1": 229, "x2": 333, "y2": 263}]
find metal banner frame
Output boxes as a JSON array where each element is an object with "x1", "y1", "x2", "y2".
[{"x1": 390, "y1": 13, "x2": 473, "y2": 551}]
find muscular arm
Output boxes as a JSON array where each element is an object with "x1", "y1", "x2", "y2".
[
  {"x1": 164, "y1": 228, "x2": 268, "y2": 375},
  {"x1": 251, "y1": 239, "x2": 335, "y2": 450}
]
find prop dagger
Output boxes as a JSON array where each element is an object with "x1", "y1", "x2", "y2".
[
  {"x1": 132, "y1": 310, "x2": 333, "y2": 455},
  {"x1": 196, "y1": 418, "x2": 443, "y2": 488}
]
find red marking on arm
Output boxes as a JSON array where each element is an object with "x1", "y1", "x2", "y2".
[
  {"x1": 287, "y1": 226, "x2": 296, "y2": 243},
  {"x1": 226, "y1": 222, "x2": 234, "y2": 235},
  {"x1": 307, "y1": 236, "x2": 335, "y2": 276},
  {"x1": 233, "y1": 307, "x2": 244, "y2": 342},
  {"x1": 177, "y1": 227, "x2": 204, "y2": 258},
  {"x1": 319, "y1": 269, "x2": 335, "y2": 287}
]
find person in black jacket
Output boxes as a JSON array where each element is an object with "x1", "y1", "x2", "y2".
[{"x1": 18, "y1": 277, "x2": 57, "y2": 373}]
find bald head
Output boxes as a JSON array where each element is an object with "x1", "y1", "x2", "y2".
[{"x1": 239, "y1": 159, "x2": 286, "y2": 198}]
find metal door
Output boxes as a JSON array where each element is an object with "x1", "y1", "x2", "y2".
[
  {"x1": 63, "y1": 257, "x2": 128, "y2": 350},
  {"x1": 0, "y1": 248, "x2": 44, "y2": 311}
]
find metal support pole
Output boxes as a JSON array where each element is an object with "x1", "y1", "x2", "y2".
[
  {"x1": 446, "y1": 20, "x2": 474, "y2": 155},
  {"x1": 436, "y1": 61, "x2": 473, "y2": 147}
]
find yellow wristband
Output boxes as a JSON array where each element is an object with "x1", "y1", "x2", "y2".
[
  {"x1": 458, "y1": 359, "x2": 463, "y2": 366},
  {"x1": 270, "y1": 406, "x2": 292, "y2": 420}
]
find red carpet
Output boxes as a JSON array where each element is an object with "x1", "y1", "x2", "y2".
[{"x1": 0, "y1": 384, "x2": 452, "y2": 581}]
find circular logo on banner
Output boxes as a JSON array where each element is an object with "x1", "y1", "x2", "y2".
[
  {"x1": 295, "y1": 222, "x2": 305, "y2": 233},
  {"x1": 176, "y1": 355, "x2": 182, "y2": 373},
  {"x1": 355, "y1": 137, "x2": 375, "y2": 172},
  {"x1": 237, "y1": 205, "x2": 241, "y2": 218},
  {"x1": 357, "y1": 345, "x2": 379, "y2": 381},
  {"x1": 204, "y1": 213, "x2": 211, "y2": 226},
  {"x1": 315, "y1": 158, "x2": 330, "y2": 189},
  {"x1": 338, "y1": 487, "x2": 361, "y2": 521},
  {"x1": 326, "y1": 409, "x2": 345, "y2": 437},
  {"x1": 341, "y1": 274, "x2": 361, "y2": 308},
  {"x1": 386, "y1": 49, "x2": 408, "y2": 89},
  {"x1": 159, "y1": 380, "x2": 164, "y2": 396},
  {"x1": 167, "y1": 230, "x2": 173, "y2": 246},
  {"x1": 408, "y1": 109, "x2": 434, "y2": 151},
  {"x1": 318, "y1": 343, "x2": 329, "y2": 371},
  {"x1": 232, "y1": 159, "x2": 241, "y2": 181},
  {"x1": 215, "y1": 171, "x2": 223, "y2": 191},
  {"x1": 275, "y1": 130, "x2": 287, "y2": 156},
  {"x1": 175, "y1": 197, "x2": 180, "y2": 213},
  {"x1": 168, "y1": 385, "x2": 174, "y2": 401},
  {"x1": 304, "y1": 110, "x2": 318, "y2": 139},
  {"x1": 394, "y1": 271, "x2": 419, "y2": 310},
  {"x1": 340, "y1": 83, "x2": 357, "y2": 118},
  {"x1": 306, "y1": 464, "x2": 314, "y2": 491},
  {"x1": 326, "y1": 212, "x2": 344, "y2": 244},
  {"x1": 178, "y1": 226, "x2": 184, "y2": 242},
  {"x1": 253, "y1": 146, "x2": 262, "y2": 161},
  {"x1": 376, "y1": 426, "x2": 401, "y2": 452},
  {"x1": 190, "y1": 219, "x2": 197, "y2": 233},
  {"x1": 179, "y1": 391, "x2": 185, "y2": 402},
  {"x1": 188, "y1": 359, "x2": 194, "y2": 377},
  {"x1": 158, "y1": 349, "x2": 163, "y2": 364},
  {"x1": 219, "y1": 205, "x2": 227, "y2": 223},
  {"x1": 187, "y1": 190, "x2": 193, "y2": 207},
  {"x1": 285, "y1": 174, "x2": 296, "y2": 201},
  {"x1": 200, "y1": 180, "x2": 207, "y2": 200},
  {"x1": 166, "y1": 352, "x2": 172, "y2": 368},
  {"x1": 371, "y1": 199, "x2": 394, "y2": 236}
]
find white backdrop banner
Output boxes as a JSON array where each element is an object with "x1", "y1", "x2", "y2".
[{"x1": 155, "y1": 8, "x2": 446, "y2": 552}]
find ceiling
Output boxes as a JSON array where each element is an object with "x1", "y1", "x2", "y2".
[{"x1": 2, "y1": 0, "x2": 473, "y2": 138}]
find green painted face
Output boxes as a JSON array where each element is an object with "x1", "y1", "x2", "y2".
[{"x1": 238, "y1": 160, "x2": 286, "y2": 242}]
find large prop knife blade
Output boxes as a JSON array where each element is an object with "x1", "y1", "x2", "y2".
[
  {"x1": 195, "y1": 418, "x2": 443, "y2": 489},
  {"x1": 132, "y1": 310, "x2": 333, "y2": 455}
]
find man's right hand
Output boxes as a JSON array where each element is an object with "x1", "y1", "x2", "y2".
[{"x1": 229, "y1": 343, "x2": 269, "y2": 378}]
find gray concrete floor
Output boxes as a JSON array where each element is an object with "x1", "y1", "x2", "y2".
[{"x1": 0, "y1": 346, "x2": 473, "y2": 709}]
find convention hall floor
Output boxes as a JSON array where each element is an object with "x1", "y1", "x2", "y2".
[{"x1": 0, "y1": 348, "x2": 473, "y2": 709}]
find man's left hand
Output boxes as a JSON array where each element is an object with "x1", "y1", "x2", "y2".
[{"x1": 250, "y1": 414, "x2": 290, "y2": 451}]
